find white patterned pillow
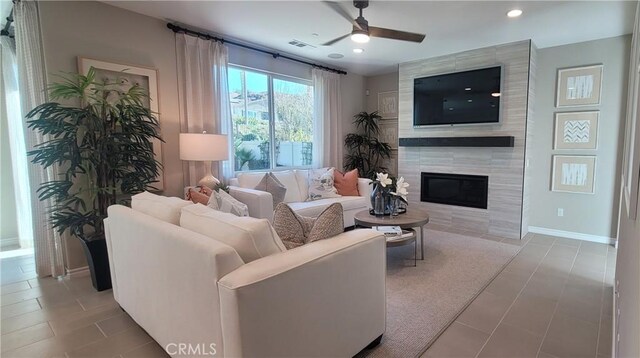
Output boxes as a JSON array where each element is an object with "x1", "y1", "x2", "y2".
[
  {"x1": 213, "y1": 189, "x2": 249, "y2": 217},
  {"x1": 307, "y1": 167, "x2": 341, "y2": 201}
]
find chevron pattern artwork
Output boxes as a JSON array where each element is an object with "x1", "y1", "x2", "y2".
[{"x1": 563, "y1": 120, "x2": 590, "y2": 143}]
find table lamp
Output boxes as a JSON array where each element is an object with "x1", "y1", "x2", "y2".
[{"x1": 179, "y1": 132, "x2": 229, "y2": 188}]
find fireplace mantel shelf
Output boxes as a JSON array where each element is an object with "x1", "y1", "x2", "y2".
[{"x1": 398, "y1": 136, "x2": 515, "y2": 148}]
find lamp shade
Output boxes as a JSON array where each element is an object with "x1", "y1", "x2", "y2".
[{"x1": 179, "y1": 133, "x2": 229, "y2": 161}]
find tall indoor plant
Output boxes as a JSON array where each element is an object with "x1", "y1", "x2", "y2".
[
  {"x1": 27, "y1": 68, "x2": 163, "y2": 290},
  {"x1": 344, "y1": 111, "x2": 392, "y2": 179}
]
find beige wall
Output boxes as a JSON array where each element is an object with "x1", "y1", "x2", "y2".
[
  {"x1": 365, "y1": 71, "x2": 399, "y2": 113},
  {"x1": 1, "y1": 106, "x2": 18, "y2": 243},
  {"x1": 614, "y1": 3, "x2": 640, "y2": 356},
  {"x1": 37, "y1": 1, "x2": 364, "y2": 270},
  {"x1": 528, "y1": 36, "x2": 631, "y2": 240},
  {"x1": 340, "y1": 73, "x2": 366, "y2": 170}
]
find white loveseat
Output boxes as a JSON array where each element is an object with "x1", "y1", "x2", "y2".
[
  {"x1": 105, "y1": 194, "x2": 386, "y2": 357},
  {"x1": 228, "y1": 169, "x2": 372, "y2": 227}
]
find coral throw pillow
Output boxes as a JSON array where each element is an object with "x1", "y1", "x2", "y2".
[{"x1": 334, "y1": 169, "x2": 360, "y2": 196}]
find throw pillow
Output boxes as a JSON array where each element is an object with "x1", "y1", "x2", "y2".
[
  {"x1": 186, "y1": 186, "x2": 220, "y2": 211},
  {"x1": 334, "y1": 169, "x2": 360, "y2": 196},
  {"x1": 214, "y1": 189, "x2": 250, "y2": 217},
  {"x1": 131, "y1": 191, "x2": 192, "y2": 225},
  {"x1": 187, "y1": 188, "x2": 210, "y2": 205},
  {"x1": 254, "y1": 173, "x2": 287, "y2": 209},
  {"x1": 307, "y1": 167, "x2": 341, "y2": 201},
  {"x1": 272, "y1": 202, "x2": 344, "y2": 250}
]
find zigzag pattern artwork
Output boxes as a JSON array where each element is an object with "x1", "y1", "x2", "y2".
[{"x1": 563, "y1": 120, "x2": 590, "y2": 143}]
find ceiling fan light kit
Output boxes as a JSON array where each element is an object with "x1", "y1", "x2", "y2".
[
  {"x1": 322, "y1": 0, "x2": 426, "y2": 47},
  {"x1": 351, "y1": 30, "x2": 370, "y2": 43}
]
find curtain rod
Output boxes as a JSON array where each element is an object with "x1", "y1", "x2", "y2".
[
  {"x1": 167, "y1": 23, "x2": 347, "y2": 75},
  {"x1": 1, "y1": 8, "x2": 14, "y2": 38}
]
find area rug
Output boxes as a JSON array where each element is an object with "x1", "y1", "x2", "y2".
[{"x1": 359, "y1": 229, "x2": 520, "y2": 358}]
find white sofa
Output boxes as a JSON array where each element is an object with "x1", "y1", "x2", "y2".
[
  {"x1": 228, "y1": 169, "x2": 372, "y2": 227},
  {"x1": 105, "y1": 195, "x2": 386, "y2": 357}
]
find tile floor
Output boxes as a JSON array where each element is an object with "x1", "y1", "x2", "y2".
[
  {"x1": 424, "y1": 233, "x2": 615, "y2": 358},
  {"x1": 0, "y1": 233, "x2": 614, "y2": 358}
]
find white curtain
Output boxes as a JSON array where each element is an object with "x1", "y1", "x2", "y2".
[
  {"x1": 312, "y1": 68, "x2": 342, "y2": 168},
  {"x1": 176, "y1": 33, "x2": 234, "y2": 184},
  {"x1": 1, "y1": 36, "x2": 34, "y2": 251},
  {"x1": 14, "y1": 0, "x2": 65, "y2": 277}
]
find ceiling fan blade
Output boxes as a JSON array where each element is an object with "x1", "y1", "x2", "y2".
[
  {"x1": 369, "y1": 26, "x2": 426, "y2": 43},
  {"x1": 321, "y1": 33, "x2": 350, "y2": 46},
  {"x1": 323, "y1": 1, "x2": 362, "y2": 30}
]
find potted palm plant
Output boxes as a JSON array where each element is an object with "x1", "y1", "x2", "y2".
[
  {"x1": 344, "y1": 111, "x2": 392, "y2": 179},
  {"x1": 27, "y1": 68, "x2": 163, "y2": 291}
]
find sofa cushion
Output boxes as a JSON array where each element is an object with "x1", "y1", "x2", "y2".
[
  {"x1": 254, "y1": 173, "x2": 287, "y2": 209},
  {"x1": 273, "y1": 203, "x2": 344, "y2": 250},
  {"x1": 294, "y1": 169, "x2": 310, "y2": 200},
  {"x1": 287, "y1": 196, "x2": 368, "y2": 218},
  {"x1": 237, "y1": 172, "x2": 268, "y2": 189},
  {"x1": 131, "y1": 192, "x2": 192, "y2": 225},
  {"x1": 307, "y1": 167, "x2": 341, "y2": 201},
  {"x1": 272, "y1": 171, "x2": 303, "y2": 203},
  {"x1": 180, "y1": 204, "x2": 286, "y2": 263},
  {"x1": 334, "y1": 169, "x2": 360, "y2": 196}
]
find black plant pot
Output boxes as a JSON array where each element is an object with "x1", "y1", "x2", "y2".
[{"x1": 79, "y1": 236, "x2": 112, "y2": 291}]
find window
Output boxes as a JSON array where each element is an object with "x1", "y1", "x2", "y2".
[{"x1": 228, "y1": 66, "x2": 313, "y2": 172}]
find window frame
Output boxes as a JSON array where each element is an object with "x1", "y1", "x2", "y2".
[{"x1": 228, "y1": 64, "x2": 314, "y2": 173}]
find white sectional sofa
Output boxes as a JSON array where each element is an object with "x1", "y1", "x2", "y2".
[
  {"x1": 105, "y1": 193, "x2": 386, "y2": 357},
  {"x1": 228, "y1": 169, "x2": 372, "y2": 227}
]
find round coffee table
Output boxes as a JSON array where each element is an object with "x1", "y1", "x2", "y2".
[{"x1": 354, "y1": 207, "x2": 430, "y2": 260}]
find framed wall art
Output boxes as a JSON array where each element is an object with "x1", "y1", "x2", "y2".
[
  {"x1": 556, "y1": 64, "x2": 603, "y2": 107},
  {"x1": 553, "y1": 111, "x2": 599, "y2": 150},
  {"x1": 78, "y1": 57, "x2": 164, "y2": 190},
  {"x1": 551, "y1": 155, "x2": 596, "y2": 194},
  {"x1": 378, "y1": 120, "x2": 398, "y2": 150},
  {"x1": 378, "y1": 90, "x2": 398, "y2": 119}
]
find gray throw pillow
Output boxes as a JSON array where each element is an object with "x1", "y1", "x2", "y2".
[
  {"x1": 272, "y1": 202, "x2": 344, "y2": 250},
  {"x1": 255, "y1": 172, "x2": 287, "y2": 209}
]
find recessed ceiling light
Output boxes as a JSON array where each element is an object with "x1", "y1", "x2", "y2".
[
  {"x1": 491, "y1": 92, "x2": 501, "y2": 97},
  {"x1": 465, "y1": 87, "x2": 472, "y2": 91},
  {"x1": 353, "y1": 48, "x2": 364, "y2": 54},
  {"x1": 507, "y1": 9, "x2": 523, "y2": 18},
  {"x1": 328, "y1": 53, "x2": 344, "y2": 59}
]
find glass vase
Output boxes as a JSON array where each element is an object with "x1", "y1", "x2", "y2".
[
  {"x1": 374, "y1": 190, "x2": 385, "y2": 217},
  {"x1": 391, "y1": 197, "x2": 400, "y2": 216}
]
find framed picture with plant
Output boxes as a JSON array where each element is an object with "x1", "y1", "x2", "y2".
[{"x1": 78, "y1": 57, "x2": 164, "y2": 190}]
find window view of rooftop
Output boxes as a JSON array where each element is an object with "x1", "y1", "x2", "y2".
[{"x1": 229, "y1": 67, "x2": 313, "y2": 171}]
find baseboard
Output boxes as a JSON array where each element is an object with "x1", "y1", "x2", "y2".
[
  {"x1": 528, "y1": 226, "x2": 615, "y2": 245},
  {"x1": 0, "y1": 237, "x2": 20, "y2": 248},
  {"x1": 66, "y1": 266, "x2": 90, "y2": 277}
]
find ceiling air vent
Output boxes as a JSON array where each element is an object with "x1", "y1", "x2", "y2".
[{"x1": 288, "y1": 39, "x2": 316, "y2": 49}]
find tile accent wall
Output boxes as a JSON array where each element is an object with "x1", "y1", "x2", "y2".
[{"x1": 398, "y1": 40, "x2": 535, "y2": 239}]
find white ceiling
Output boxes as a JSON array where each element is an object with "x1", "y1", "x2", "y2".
[{"x1": 105, "y1": 1, "x2": 636, "y2": 76}]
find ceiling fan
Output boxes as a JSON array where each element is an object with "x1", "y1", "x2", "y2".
[{"x1": 322, "y1": 0, "x2": 426, "y2": 46}]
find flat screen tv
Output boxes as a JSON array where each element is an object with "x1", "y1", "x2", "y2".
[{"x1": 413, "y1": 66, "x2": 502, "y2": 126}]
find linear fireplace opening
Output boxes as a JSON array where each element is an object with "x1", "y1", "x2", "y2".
[{"x1": 421, "y1": 172, "x2": 489, "y2": 209}]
